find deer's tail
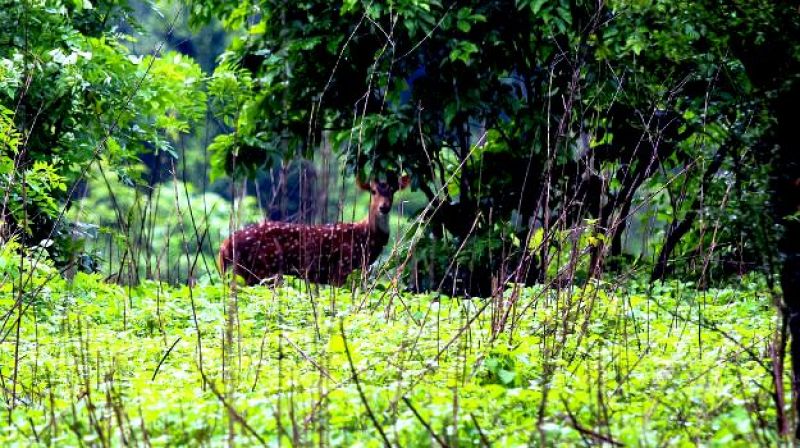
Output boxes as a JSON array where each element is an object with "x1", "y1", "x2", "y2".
[{"x1": 218, "y1": 238, "x2": 230, "y2": 274}]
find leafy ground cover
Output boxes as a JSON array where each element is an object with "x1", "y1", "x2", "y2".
[{"x1": 0, "y1": 262, "x2": 780, "y2": 446}]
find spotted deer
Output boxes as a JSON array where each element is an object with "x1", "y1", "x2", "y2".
[{"x1": 218, "y1": 174, "x2": 410, "y2": 286}]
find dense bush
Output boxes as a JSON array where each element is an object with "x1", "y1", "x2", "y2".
[{"x1": 0, "y1": 0, "x2": 205, "y2": 264}]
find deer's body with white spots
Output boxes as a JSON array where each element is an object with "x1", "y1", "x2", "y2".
[{"x1": 219, "y1": 175, "x2": 410, "y2": 286}]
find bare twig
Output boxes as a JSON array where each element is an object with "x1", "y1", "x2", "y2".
[{"x1": 340, "y1": 320, "x2": 392, "y2": 447}]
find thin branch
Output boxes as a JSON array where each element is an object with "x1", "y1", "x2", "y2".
[
  {"x1": 151, "y1": 337, "x2": 181, "y2": 381},
  {"x1": 402, "y1": 396, "x2": 449, "y2": 447},
  {"x1": 340, "y1": 320, "x2": 392, "y2": 447}
]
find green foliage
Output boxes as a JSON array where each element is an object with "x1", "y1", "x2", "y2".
[
  {"x1": 2, "y1": 107, "x2": 62, "y2": 237},
  {"x1": 0, "y1": 0, "x2": 206, "y2": 262},
  {"x1": 184, "y1": 0, "x2": 795, "y2": 291},
  {"x1": 0, "y1": 259, "x2": 782, "y2": 445}
]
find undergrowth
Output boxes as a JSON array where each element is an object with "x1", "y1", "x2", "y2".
[{"x1": 0, "y1": 259, "x2": 780, "y2": 446}]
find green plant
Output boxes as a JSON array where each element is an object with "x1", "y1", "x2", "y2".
[
  {"x1": 1, "y1": 1, "x2": 206, "y2": 265},
  {"x1": 0, "y1": 259, "x2": 782, "y2": 445}
]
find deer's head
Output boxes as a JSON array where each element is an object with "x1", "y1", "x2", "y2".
[{"x1": 358, "y1": 174, "x2": 411, "y2": 233}]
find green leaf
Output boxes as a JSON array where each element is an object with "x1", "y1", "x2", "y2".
[
  {"x1": 498, "y1": 369, "x2": 516, "y2": 384},
  {"x1": 329, "y1": 334, "x2": 346, "y2": 353},
  {"x1": 531, "y1": 0, "x2": 548, "y2": 15}
]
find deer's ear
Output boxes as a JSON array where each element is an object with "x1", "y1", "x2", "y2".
[
  {"x1": 357, "y1": 177, "x2": 371, "y2": 191},
  {"x1": 399, "y1": 175, "x2": 411, "y2": 190}
]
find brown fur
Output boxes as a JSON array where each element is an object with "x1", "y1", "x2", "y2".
[{"x1": 219, "y1": 175, "x2": 409, "y2": 286}]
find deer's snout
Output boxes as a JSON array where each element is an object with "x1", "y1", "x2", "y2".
[{"x1": 379, "y1": 203, "x2": 391, "y2": 214}]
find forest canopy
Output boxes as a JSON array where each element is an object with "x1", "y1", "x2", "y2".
[{"x1": 192, "y1": 0, "x2": 797, "y2": 294}]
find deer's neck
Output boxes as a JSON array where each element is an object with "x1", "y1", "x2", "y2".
[
  {"x1": 364, "y1": 213, "x2": 391, "y2": 256},
  {"x1": 370, "y1": 212, "x2": 391, "y2": 236}
]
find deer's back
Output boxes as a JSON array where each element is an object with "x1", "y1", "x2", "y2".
[{"x1": 219, "y1": 221, "x2": 375, "y2": 285}]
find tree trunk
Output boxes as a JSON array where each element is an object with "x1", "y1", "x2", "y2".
[
  {"x1": 773, "y1": 85, "x2": 800, "y2": 437},
  {"x1": 724, "y1": 0, "x2": 800, "y2": 434},
  {"x1": 652, "y1": 144, "x2": 729, "y2": 281}
]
